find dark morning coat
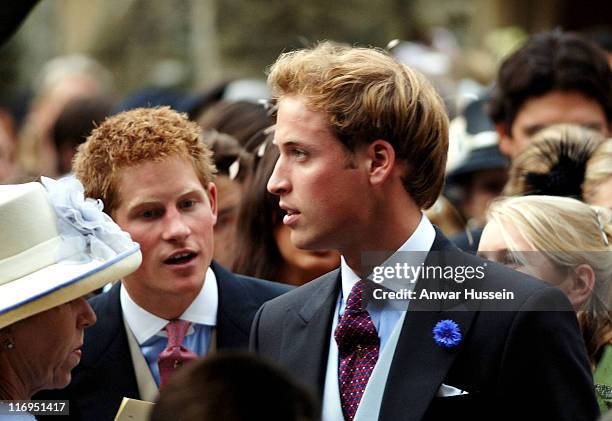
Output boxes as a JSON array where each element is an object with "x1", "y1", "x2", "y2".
[
  {"x1": 36, "y1": 262, "x2": 291, "y2": 421},
  {"x1": 250, "y1": 230, "x2": 599, "y2": 421}
]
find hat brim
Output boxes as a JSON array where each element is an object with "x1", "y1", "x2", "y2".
[
  {"x1": 446, "y1": 146, "x2": 509, "y2": 183},
  {"x1": 0, "y1": 246, "x2": 141, "y2": 329}
]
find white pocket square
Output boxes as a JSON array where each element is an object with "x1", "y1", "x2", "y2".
[{"x1": 437, "y1": 383, "x2": 469, "y2": 397}]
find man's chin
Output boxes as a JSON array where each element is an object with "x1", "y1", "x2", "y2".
[
  {"x1": 290, "y1": 232, "x2": 326, "y2": 252},
  {"x1": 165, "y1": 274, "x2": 206, "y2": 295}
]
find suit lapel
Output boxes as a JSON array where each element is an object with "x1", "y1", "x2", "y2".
[
  {"x1": 280, "y1": 270, "x2": 341, "y2": 397},
  {"x1": 76, "y1": 283, "x2": 140, "y2": 420},
  {"x1": 213, "y1": 262, "x2": 252, "y2": 349},
  {"x1": 379, "y1": 230, "x2": 478, "y2": 420},
  {"x1": 379, "y1": 308, "x2": 476, "y2": 420}
]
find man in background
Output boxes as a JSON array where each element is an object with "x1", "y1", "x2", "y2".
[{"x1": 489, "y1": 30, "x2": 612, "y2": 159}]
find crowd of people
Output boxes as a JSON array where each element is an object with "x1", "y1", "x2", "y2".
[{"x1": 1, "y1": 16, "x2": 612, "y2": 421}]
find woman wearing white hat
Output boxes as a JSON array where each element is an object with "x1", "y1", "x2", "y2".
[{"x1": 0, "y1": 176, "x2": 141, "y2": 419}]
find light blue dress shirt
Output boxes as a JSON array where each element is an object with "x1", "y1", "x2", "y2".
[
  {"x1": 120, "y1": 268, "x2": 218, "y2": 387},
  {"x1": 338, "y1": 213, "x2": 435, "y2": 350},
  {"x1": 322, "y1": 213, "x2": 436, "y2": 420},
  {"x1": 140, "y1": 324, "x2": 212, "y2": 386}
]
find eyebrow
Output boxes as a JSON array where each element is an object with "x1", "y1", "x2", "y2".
[
  {"x1": 522, "y1": 124, "x2": 546, "y2": 137},
  {"x1": 273, "y1": 138, "x2": 298, "y2": 150},
  {"x1": 279, "y1": 140, "x2": 303, "y2": 148},
  {"x1": 125, "y1": 188, "x2": 204, "y2": 211}
]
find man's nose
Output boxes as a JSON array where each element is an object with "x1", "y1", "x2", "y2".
[
  {"x1": 161, "y1": 208, "x2": 191, "y2": 241},
  {"x1": 267, "y1": 159, "x2": 291, "y2": 196}
]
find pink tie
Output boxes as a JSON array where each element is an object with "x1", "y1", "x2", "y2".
[
  {"x1": 157, "y1": 320, "x2": 198, "y2": 389},
  {"x1": 334, "y1": 280, "x2": 380, "y2": 420}
]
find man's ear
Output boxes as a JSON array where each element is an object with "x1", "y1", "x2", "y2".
[
  {"x1": 366, "y1": 139, "x2": 396, "y2": 186},
  {"x1": 495, "y1": 122, "x2": 513, "y2": 158},
  {"x1": 567, "y1": 264, "x2": 596, "y2": 309},
  {"x1": 207, "y1": 182, "x2": 218, "y2": 225}
]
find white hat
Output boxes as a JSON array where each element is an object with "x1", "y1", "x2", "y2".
[{"x1": 0, "y1": 176, "x2": 141, "y2": 329}]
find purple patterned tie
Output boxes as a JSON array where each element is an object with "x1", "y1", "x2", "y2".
[
  {"x1": 157, "y1": 319, "x2": 198, "y2": 389},
  {"x1": 334, "y1": 280, "x2": 380, "y2": 420}
]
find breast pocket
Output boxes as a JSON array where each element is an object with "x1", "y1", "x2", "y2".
[{"x1": 423, "y1": 393, "x2": 489, "y2": 421}]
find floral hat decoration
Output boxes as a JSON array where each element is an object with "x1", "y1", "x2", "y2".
[{"x1": 0, "y1": 176, "x2": 142, "y2": 329}]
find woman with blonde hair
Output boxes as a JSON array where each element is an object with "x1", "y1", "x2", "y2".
[{"x1": 478, "y1": 195, "x2": 612, "y2": 411}]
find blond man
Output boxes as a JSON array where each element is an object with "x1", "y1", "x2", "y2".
[{"x1": 250, "y1": 42, "x2": 597, "y2": 420}]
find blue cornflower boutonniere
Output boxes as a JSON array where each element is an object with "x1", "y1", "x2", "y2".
[{"x1": 433, "y1": 319, "x2": 462, "y2": 348}]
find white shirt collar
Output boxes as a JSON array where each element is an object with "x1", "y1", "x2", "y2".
[
  {"x1": 340, "y1": 213, "x2": 436, "y2": 300},
  {"x1": 120, "y1": 267, "x2": 219, "y2": 344}
]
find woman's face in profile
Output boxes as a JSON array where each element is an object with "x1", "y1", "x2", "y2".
[
  {"x1": 212, "y1": 174, "x2": 243, "y2": 268},
  {"x1": 478, "y1": 219, "x2": 571, "y2": 291},
  {"x1": 8, "y1": 297, "x2": 95, "y2": 393}
]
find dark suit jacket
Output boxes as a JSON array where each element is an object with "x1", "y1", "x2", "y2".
[
  {"x1": 37, "y1": 262, "x2": 290, "y2": 421},
  {"x1": 250, "y1": 230, "x2": 599, "y2": 420}
]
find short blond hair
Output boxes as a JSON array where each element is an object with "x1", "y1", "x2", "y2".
[
  {"x1": 73, "y1": 106, "x2": 216, "y2": 214},
  {"x1": 267, "y1": 41, "x2": 449, "y2": 209}
]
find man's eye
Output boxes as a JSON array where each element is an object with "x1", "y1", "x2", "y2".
[
  {"x1": 180, "y1": 199, "x2": 196, "y2": 209},
  {"x1": 292, "y1": 149, "x2": 307, "y2": 158},
  {"x1": 141, "y1": 209, "x2": 162, "y2": 219}
]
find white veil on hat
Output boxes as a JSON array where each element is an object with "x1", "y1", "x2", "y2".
[{"x1": 0, "y1": 176, "x2": 141, "y2": 329}]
